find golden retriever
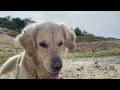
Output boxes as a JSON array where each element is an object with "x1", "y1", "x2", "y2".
[{"x1": 0, "y1": 21, "x2": 76, "y2": 79}]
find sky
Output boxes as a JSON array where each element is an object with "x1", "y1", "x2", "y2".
[{"x1": 0, "y1": 11, "x2": 120, "y2": 38}]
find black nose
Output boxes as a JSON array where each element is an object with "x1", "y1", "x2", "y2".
[{"x1": 51, "y1": 57, "x2": 62, "y2": 71}]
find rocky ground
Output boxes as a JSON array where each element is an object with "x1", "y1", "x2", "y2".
[{"x1": 61, "y1": 56, "x2": 120, "y2": 79}]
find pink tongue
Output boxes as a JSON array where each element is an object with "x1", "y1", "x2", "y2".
[
  {"x1": 49, "y1": 72, "x2": 62, "y2": 79},
  {"x1": 50, "y1": 73, "x2": 59, "y2": 77},
  {"x1": 51, "y1": 73, "x2": 59, "y2": 78}
]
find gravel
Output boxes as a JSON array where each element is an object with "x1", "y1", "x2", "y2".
[{"x1": 61, "y1": 56, "x2": 120, "y2": 79}]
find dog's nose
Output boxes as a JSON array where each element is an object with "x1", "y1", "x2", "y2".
[
  {"x1": 51, "y1": 57, "x2": 62, "y2": 71},
  {"x1": 52, "y1": 61, "x2": 62, "y2": 71}
]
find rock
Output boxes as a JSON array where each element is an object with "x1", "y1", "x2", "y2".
[
  {"x1": 68, "y1": 70, "x2": 71, "y2": 72},
  {"x1": 76, "y1": 68, "x2": 81, "y2": 71},
  {"x1": 106, "y1": 78, "x2": 111, "y2": 79},
  {"x1": 95, "y1": 65, "x2": 100, "y2": 68},
  {"x1": 94, "y1": 61, "x2": 98, "y2": 64},
  {"x1": 105, "y1": 67, "x2": 107, "y2": 69},
  {"x1": 80, "y1": 66, "x2": 84, "y2": 69},
  {"x1": 76, "y1": 66, "x2": 84, "y2": 71},
  {"x1": 109, "y1": 66, "x2": 114, "y2": 70}
]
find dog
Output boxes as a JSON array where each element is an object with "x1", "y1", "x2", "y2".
[{"x1": 0, "y1": 21, "x2": 76, "y2": 79}]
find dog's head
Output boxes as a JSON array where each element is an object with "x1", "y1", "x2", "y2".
[{"x1": 15, "y1": 21, "x2": 76, "y2": 77}]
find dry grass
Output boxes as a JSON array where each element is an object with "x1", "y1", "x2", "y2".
[
  {"x1": 0, "y1": 35, "x2": 14, "y2": 45},
  {"x1": 0, "y1": 34, "x2": 23, "y2": 64},
  {"x1": 75, "y1": 41, "x2": 120, "y2": 52},
  {"x1": 65, "y1": 40, "x2": 120, "y2": 59},
  {"x1": 0, "y1": 44, "x2": 23, "y2": 64}
]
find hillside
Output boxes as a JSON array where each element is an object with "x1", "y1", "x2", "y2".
[
  {"x1": 0, "y1": 28, "x2": 19, "y2": 37},
  {"x1": 76, "y1": 36, "x2": 119, "y2": 43},
  {"x1": 1, "y1": 28, "x2": 120, "y2": 64}
]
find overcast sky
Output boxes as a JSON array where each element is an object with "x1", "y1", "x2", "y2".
[{"x1": 0, "y1": 11, "x2": 120, "y2": 38}]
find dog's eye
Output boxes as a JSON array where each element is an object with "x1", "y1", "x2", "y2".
[
  {"x1": 58, "y1": 42, "x2": 63, "y2": 47},
  {"x1": 39, "y1": 42, "x2": 48, "y2": 48}
]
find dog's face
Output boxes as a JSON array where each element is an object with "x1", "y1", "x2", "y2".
[
  {"x1": 36, "y1": 26, "x2": 66, "y2": 74},
  {"x1": 16, "y1": 22, "x2": 76, "y2": 76}
]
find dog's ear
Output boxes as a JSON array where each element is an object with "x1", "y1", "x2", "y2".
[
  {"x1": 61, "y1": 24, "x2": 76, "y2": 50},
  {"x1": 15, "y1": 26, "x2": 37, "y2": 57}
]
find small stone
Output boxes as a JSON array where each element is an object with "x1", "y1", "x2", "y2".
[
  {"x1": 94, "y1": 61, "x2": 98, "y2": 64},
  {"x1": 105, "y1": 67, "x2": 107, "y2": 69},
  {"x1": 109, "y1": 66, "x2": 114, "y2": 70},
  {"x1": 80, "y1": 66, "x2": 84, "y2": 69},
  {"x1": 76, "y1": 68, "x2": 81, "y2": 71},
  {"x1": 76, "y1": 66, "x2": 84, "y2": 71},
  {"x1": 95, "y1": 65, "x2": 100, "y2": 68}
]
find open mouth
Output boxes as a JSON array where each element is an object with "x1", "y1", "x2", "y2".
[
  {"x1": 50, "y1": 72, "x2": 59, "y2": 76},
  {"x1": 48, "y1": 71, "x2": 60, "y2": 78}
]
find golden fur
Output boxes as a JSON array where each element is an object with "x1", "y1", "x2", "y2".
[{"x1": 0, "y1": 21, "x2": 76, "y2": 79}]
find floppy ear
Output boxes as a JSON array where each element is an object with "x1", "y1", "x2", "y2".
[
  {"x1": 61, "y1": 24, "x2": 76, "y2": 50},
  {"x1": 15, "y1": 27, "x2": 37, "y2": 57}
]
